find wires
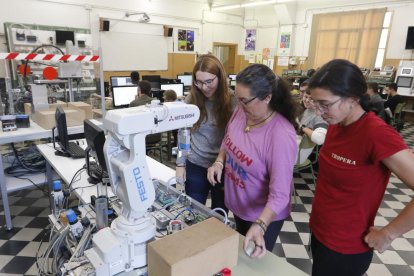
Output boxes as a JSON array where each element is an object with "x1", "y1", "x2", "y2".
[
  {"x1": 6, "y1": 143, "x2": 46, "y2": 175},
  {"x1": 211, "y1": 207, "x2": 229, "y2": 225}
]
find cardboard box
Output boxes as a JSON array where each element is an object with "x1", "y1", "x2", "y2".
[
  {"x1": 148, "y1": 217, "x2": 239, "y2": 276},
  {"x1": 35, "y1": 106, "x2": 85, "y2": 129},
  {"x1": 68, "y1": 102, "x2": 93, "y2": 119}
]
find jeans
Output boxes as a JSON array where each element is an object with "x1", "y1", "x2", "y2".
[
  {"x1": 185, "y1": 160, "x2": 227, "y2": 211},
  {"x1": 234, "y1": 215, "x2": 284, "y2": 252},
  {"x1": 311, "y1": 234, "x2": 373, "y2": 276}
]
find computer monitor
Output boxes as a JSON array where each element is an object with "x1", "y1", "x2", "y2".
[
  {"x1": 230, "y1": 80, "x2": 236, "y2": 87},
  {"x1": 160, "y1": 83, "x2": 184, "y2": 97},
  {"x1": 177, "y1": 75, "x2": 193, "y2": 87},
  {"x1": 228, "y1": 74, "x2": 237, "y2": 81},
  {"x1": 55, "y1": 106, "x2": 69, "y2": 151},
  {"x1": 112, "y1": 86, "x2": 137, "y2": 108},
  {"x1": 55, "y1": 30, "x2": 75, "y2": 45},
  {"x1": 110, "y1": 76, "x2": 133, "y2": 87},
  {"x1": 142, "y1": 75, "x2": 161, "y2": 83},
  {"x1": 84, "y1": 119, "x2": 107, "y2": 173},
  {"x1": 396, "y1": 76, "x2": 413, "y2": 88}
]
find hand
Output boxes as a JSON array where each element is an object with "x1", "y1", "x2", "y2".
[
  {"x1": 176, "y1": 166, "x2": 186, "y2": 186},
  {"x1": 207, "y1": 162, "x2": 223, "y2": 186},
  {"x1": 364, "y1": 226, "x2": 394, "y2": 253},
  {"x1": 243, "y1": 224, "x2": 266, "y2": 259}
]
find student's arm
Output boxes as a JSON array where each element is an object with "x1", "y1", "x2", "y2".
[
  {"x1": 364, "y1": 149, "x2": 414, "y2": 252},
  {"x1": 207, "y1": 149, "x2": 226, "y2": 185}
]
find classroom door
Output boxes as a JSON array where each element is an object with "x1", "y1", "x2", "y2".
[{"x1": 213, "y1": 43, "x2": 237, "y2": 74}]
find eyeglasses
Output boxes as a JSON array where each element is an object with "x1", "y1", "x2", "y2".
[
  {"x1": 314, "y1": 98, "x2": 342, "y2": 112},
  {"x1": 194, "y1": 76, "x2": 217, "y2": 88},
  {"x1": 237, "y1": 96, "x2": 257, "y2": 106}
]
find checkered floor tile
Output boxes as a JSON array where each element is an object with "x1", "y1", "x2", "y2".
[{"x1": 0, "y1": 123, "x2": 413, "y2": 275}]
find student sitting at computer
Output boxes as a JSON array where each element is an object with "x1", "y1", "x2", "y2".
[
  {"x1": 129, "y1": 80, "x2": 154, "y2": 107},
  {"x1": 130, "y1": 71, "x2": 140, "y2": 85},
  {"x1": 384, "y1": 82, "x2": 403, "y2": 115},
  {"x1": 163, "y1": 89, "x2": 177, "y2": 102},
  {"x1": 367, "y1": 82, "x2": 387, "y2": 123}
]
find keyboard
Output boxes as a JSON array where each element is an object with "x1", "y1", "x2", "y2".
[{"x1": 67, "y1": 142, "x2": 86, "y2": 159}]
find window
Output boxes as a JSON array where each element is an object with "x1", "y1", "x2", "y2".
[
  {"x1": 309, "y1": 8, "x2": 386, "y2": 69},
  {"x1": 374, "y1": 11, "x2": 393, "y2": 68}
]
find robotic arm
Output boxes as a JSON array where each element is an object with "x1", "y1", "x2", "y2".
[
  {"x1": 103, "y1": 100, "x2": 199, "y2": 222},
  {"x1": 84, "y1": 101, "x2": 199, "y2": 275}
]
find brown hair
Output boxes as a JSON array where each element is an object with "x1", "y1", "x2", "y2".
[
  {"x1": 163, "y1": 89, "x2": 177, "y2": 102},
  {"x1": 189, "y1": 54, "x2": 233, "y2": 131}
]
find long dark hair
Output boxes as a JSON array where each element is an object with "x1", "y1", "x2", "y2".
[
  {"x1": 189, "y1": 54, "x2": 233, "y2": 131},
  {"x1": 308, "y1": 59, "x2": 370, "y2": 111},
  {"x1": 236, "y1": 64, "x2": 299, "y2": 129}
]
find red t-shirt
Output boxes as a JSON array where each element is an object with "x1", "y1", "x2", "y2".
[{"x1": 309, "y1": 112, "x2": 408, "y2": 254}]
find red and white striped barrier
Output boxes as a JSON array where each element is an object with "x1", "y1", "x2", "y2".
[{"x1": 0, "y1": 52, "x2": 100, "y2": 62}]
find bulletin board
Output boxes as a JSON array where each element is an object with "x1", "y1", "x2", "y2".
[{"x1": 100, "y1": 32, "x2": 168, "y2": 71}]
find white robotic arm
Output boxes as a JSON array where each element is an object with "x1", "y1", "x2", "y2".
[
  {"x1": 84, "y1": 101, "x2": 199, "y2": 275},
  {"x1": 103, "y1": 100, "x2": 199, "y2": 222}
]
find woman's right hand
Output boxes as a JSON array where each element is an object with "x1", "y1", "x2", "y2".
[
  {"x1": 207, "y1": 162, "x2": 223, "y2": 186},
  {"x1": 176, "y1": 166, "x2": 186, "y2": 186}
]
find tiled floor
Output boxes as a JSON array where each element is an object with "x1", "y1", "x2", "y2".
[{"x1": 0, "y1": 123, "x2": 413, "y2": 275}]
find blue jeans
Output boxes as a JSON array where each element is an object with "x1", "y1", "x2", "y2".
[
  {"x1": 234, "y1": 215, "x2": 284, "y2": 252},
  {"x1": 185, "y1": 160, "x2": 227, "y2": 211}
]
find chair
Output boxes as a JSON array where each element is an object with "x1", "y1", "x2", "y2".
[
  {"x1": 292, "y1": 134, "x2": 317, "y2": 204},
  {"x1": 146, "y1": 133, "x2": 164, "y2": 163},
  {"x1": 391, "y1": 102, "x2": 406, "y2": 132}
]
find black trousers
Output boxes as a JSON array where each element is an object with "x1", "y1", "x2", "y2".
[
  {"x1": 234, "y1": 215, "x2": 284, "y2": 252},
  {"x1": 311, "y1": 234, "x2": 373, "y2": 276}
]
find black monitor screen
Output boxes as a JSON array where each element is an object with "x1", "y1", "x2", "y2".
[
  {"x1": 84, "y1": 119, "x2": 107, "y2": 172},
  {"x1": 396, "y1": 76, "x2": 413, "y2": 88},
  {"x1": 177, "y1": 75, "x2": 192, "y2": 86},
  {"x1": 405, "y1": 26, "x2": 414, "y2": 50},
  {"x1": 142, "y1": 75, "x2": 161, "y2": 83},
  {"x1": 55, "y1": 106, "x2": 69, "y2": 151},
  {"x1": 55, "y1": 30, "x2": 75, "y2": 45},
  {"x1": 110, "y1": 76, "x2": 133, "y2": 87},
  {"x1": 160, "y1": 83, "x2": 184, "y2": 97},
  {"x1": 112, "y1": 86, "x2": 137, "y2": 108}
]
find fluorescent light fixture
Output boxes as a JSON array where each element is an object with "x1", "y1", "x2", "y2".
[
  {"x1": 241, "y1": 0, "x2": 277, "y2": 8},
  {"x1": 212, "y1": 0, "x2": 291, "y2": 11},
  {"x1": 211, "y1": 4, "x2": 242, "y2": 11}
]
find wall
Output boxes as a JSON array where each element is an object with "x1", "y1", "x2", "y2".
[{"x1": 1, "y1": 0, "x2": 414, "y2": 76}]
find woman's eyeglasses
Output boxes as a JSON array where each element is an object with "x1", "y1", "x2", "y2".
[
  {"x1": 314, "y1": 98, "x2": 342, "y2": 112},
  {"x1": 237, "y1": 96, "x2": 257, "y2": 105},
  {"x1": 194, "y1": 76, "x2": 217, "y2": 88}
]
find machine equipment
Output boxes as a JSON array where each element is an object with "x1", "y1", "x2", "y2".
[{"x1": 83, "y1": 100, "x2": 200, "y2": 275}]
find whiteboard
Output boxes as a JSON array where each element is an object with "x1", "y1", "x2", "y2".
[{"x1": 100, "y1": 31, "x2": 168, "y2": 71}]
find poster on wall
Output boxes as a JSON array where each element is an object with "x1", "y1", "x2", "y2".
[
  {"x1": 278, "y1": 31, "x2": 291, "y2": 56},
  {"x1": 279, "y1": 32, "x2": 290, "y2": 49},
  {"x1": 245, "y1": 29, "x2": 256, "y2": 51},
  {"x1": 178, "y1": 29, "x2": 194, "y2": 51}
]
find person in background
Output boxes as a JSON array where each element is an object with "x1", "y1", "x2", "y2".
[
  {"x1": 176, "y1": 54, "x2": 236, "y2": 211},
  {"x1": 384, "y1": 82, "x2": 403, "y2": 115},
  {"x1": 163, "y1": 89, "x2": 178, "y2": 146},
  {"x1": 308, "y1": 59, "x2": 414, "y2": 276},
  {"x1": 130, "y1": 71, "x2": 140, "y2": 85},
  {"x1": 163, "y1": 89, "x2": 177, "y2": 102},
  {"x1": 367, "y1": 82, "x2": 387, "y2": 122},
  {"x1": 207, "y1": 64, "x2": 298, "y2": 258},
  {"x1": 129, "y1": 80, "x2": 153, "y2": 107},
  {"x1": 297, "y1": 80, "x2": 327, "y2": 164}
]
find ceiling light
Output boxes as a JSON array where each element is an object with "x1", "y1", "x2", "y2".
[
  {"x1": 241, "y1": 0, "x2": 277, "y2": 8},
  {"x1": 211, "y1": 4, "x2": 242, "y2": 11},
  {"x1": 211, "y1": 0, "x2": 290, "y2": 11}
]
